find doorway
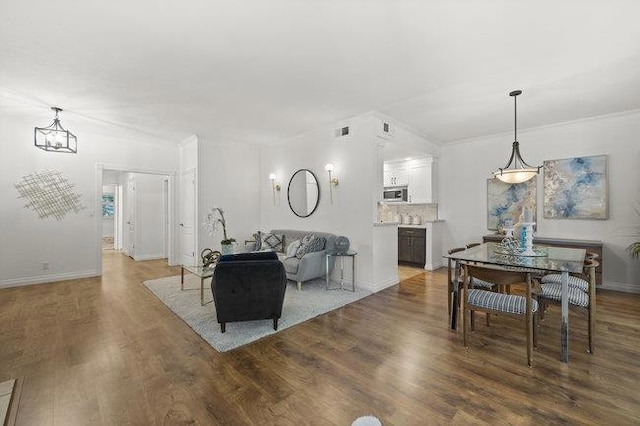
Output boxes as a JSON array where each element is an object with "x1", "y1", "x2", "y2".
[{"x1": 96, "y1": 165, "x2": 177, "y2": 276}]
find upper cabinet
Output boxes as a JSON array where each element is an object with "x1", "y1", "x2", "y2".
[
  {"x1": 384, "y1": 157, "x2": 438, "y2": 203},
  {"x1": 383, "y1": 163, "x2": 409, "y2": 187}
]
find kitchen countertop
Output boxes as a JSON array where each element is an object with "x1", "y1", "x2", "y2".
[{"x1": 375, "y1": 220, "x2": 444, "y2": 228}]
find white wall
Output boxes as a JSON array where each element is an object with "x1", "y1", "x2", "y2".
[
  {"x1": 0, "y1": 114, "x2": 179, "y2": 288},
  {"x1": 261, "y1": 114, "x2": 401, "y2": 291},
  {"x1": 197, "y1": 139, "x2": 261, "y2": 255},
  {"x1": 440, "y1": 110, "x2": 640, "y2": 292}
]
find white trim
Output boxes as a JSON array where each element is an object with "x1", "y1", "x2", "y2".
[
  {"x1": 366, "y1": 276, "x2": 400, "y2": 293},
  {"x1": 133, "y1": 254, "x2": 167, "y2": 261},
  {"x1": 424, "y1": 259, "x2": 444, "y2": 271},
  {"x1": 446, "y1": 107, "x2": 640, "y2": 147},
  {"x1": 600, "y1": 280, "x2": 640, "y2": 294},
  {"x1": 0, "y1": 270, "x2": 99, "y2": 289}
]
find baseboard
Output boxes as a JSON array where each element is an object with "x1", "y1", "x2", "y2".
[
  {"x1": 600, "y1": 280, "x2": 640, "y2": 294},
  {"x1": 424, "y1": 259, "x2": 444, "y2": 271},
  {"x1": 133, "y1": 254, "x2": 166, "y2": 261},
  {"x1": 367, "y1": 276, "x2": 400, "y2": 293},
  {"x1": 0, "y1": 270, "x2": 98, "y2": 289}
]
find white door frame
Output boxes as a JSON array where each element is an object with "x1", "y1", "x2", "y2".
[{"x1": 95, "y1": 164, "x2": 178, "y2": 276}]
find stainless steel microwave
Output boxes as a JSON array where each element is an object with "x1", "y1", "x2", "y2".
[{"x1": 383, "y1": 187, "x2": 408, "y2": 202}]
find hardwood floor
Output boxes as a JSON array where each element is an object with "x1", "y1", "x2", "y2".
[{"x1": 1, "y1": 251, "x2": 640, "y2": 425}]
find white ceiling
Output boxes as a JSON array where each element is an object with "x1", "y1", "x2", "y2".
[{"x1": 2, "y1": 0, "x2": 640, "y2": 148}]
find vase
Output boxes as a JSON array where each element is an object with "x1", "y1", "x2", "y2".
[{"x1": 221, "y1": 244, "x2": 234, "y2": 255}]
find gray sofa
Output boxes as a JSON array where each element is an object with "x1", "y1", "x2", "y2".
[{"x1": 270, "y1": 229, "x2": 337, "y2": 290}]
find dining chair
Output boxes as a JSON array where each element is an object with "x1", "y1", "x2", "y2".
[
  {"x1": 463, "y1": 243, "x2": 496, "y2": 291},
  {"x1": 536, "y1": 258, "x2": 598, "y2": 353},
  {"x1": 447, "y1": 247, "x2": 495, "y2": 317},
  {"x1": 447, "y1": 247, "x2": 466, "y2": 317},
  {"x1": 462, "y1": 264, "x2": 538, "y2": 367}
]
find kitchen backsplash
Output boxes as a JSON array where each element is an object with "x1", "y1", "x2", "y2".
[{"x1": 377, "y1": 202, "x2": 438, "y2": 223}]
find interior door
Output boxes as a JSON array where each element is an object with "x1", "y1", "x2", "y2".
[
  {"x1": 180, "y1": 169, "x2": 196, "y2": 265},
  {"x1": 124, "y1": 176, "x2": 136, "y2": 258}
]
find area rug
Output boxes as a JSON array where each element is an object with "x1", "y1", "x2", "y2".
[{"x1": 143, "y1": 275, "x2": 371, "y2": 352}]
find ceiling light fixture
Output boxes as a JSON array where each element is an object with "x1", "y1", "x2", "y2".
[
  {"x1": 492, "y1": 90, "x2": 540, "y2": 183},
  {"x1": 34, "y1": 107, "x2": 77, "y2": 153}
]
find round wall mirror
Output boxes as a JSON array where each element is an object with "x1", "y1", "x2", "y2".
[{"x1": 287, "y1": 169, "x2": 320, "y2": 218}]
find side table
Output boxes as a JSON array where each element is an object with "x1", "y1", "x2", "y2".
[
  {"x1": 325, "y1": 250, "x2": 358, "y2": 291},
  {"x1": 181, "y1": 264, "x2": 215, "y2": 306}
]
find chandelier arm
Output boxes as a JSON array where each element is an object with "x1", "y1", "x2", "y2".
[
  {"x1": 513, "y1": 143, "x2": 539, "y2": 168},
  {"x1": 501, "y1": 141, "x2": 518, "y2": 169}
]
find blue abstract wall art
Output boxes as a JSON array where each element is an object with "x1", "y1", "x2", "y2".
[
  {"x1": 487, "y1": 178, "x2": 537, "y2": 230},
  {"x1": 543, "y1": 155, "x2": 607, "y2": 219}
]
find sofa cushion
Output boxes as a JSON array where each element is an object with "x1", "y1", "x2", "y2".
[
  {"x1": 296, "y1": 234, "x2": 326, "y2": 259},
  {"x1": 282, "y1": 256, "x2": 300, "y2": 274},
  {"x1": 261, "y1": 233, "x2": 284, "y2": 252},
  {"x1": 286, "y1": 239, "x2": 301, "y2": 257}
]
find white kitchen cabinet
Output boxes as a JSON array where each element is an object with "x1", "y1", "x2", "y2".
[
  {"x1": 408, "y1": 163, "x2": 429, "y2": 203},
  {"x1": 383, "y1": 164, "x2": 408, "y2": 187},
  {"x1": 383, "y1": 157, "x2": 437, "y2": 202},
  {"x1": 408, "y1": 158, "x2": 437, "y2": 203}
]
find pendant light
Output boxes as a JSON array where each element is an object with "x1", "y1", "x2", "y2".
[
  {"x1": 34, "y1": 107, "x2": 77, "y2": 153},
  {"x1": 492, "y1": 90, "x2": 540, "y2": 183}
]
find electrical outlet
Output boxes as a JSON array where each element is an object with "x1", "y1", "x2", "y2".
[{"x1": 42, "y1": 262, "x2": 51, "y2": 270}]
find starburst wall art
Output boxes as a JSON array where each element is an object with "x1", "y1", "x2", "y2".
[{"x1": 15, "y1": 170, "x2": 85, "y2": 220}]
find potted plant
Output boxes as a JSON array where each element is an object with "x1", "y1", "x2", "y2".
[{"x1": 204, "y1": 207, "x2": 236, "y2": 255}]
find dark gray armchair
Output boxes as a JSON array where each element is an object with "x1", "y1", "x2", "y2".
[{"x1": 211, "y1": 251, "x2": 287, "y2": 333}]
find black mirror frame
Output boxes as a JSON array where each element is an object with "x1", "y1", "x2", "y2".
[{"x1": 287, "y1": 169, "x2": 320, "y2": 218}]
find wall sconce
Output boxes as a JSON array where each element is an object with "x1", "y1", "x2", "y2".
[
  {"x1": 325, "y1": 163, "x2": 339, "y2": 204},
  {"x1": 269, "y1": 173, "x2": 281, "y2": 205}
]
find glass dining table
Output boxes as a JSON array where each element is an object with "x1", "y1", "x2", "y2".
[{"x1": 444, "y1": 242, "x2": 586, "y2": 363}]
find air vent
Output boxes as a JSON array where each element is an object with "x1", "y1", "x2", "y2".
[
  {"x1": 334, "y1": 126, "x2": 350, "y2": 138},
  {"x1": 381, "y1": 120, "x2": 394, "y2": 136}
]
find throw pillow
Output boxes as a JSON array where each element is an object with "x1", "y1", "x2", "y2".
[
  {"x1": 261, "y1": 233, "x2": 284, "y2": 252},
  {"x1": 295, "y1": 234, "x2": 326, "y2": 259},
  {"x1": 286, "y1": 239, "x2": 301, "y2": 258}
]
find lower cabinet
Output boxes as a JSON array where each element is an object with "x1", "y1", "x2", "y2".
[{"x1": 398, "y1": 227, "x2": 426, "y2": 265}]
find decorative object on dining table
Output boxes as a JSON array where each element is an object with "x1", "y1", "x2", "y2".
[
  {"x1": 520, "y1": 206, "x2": 536, "y2": 255},
  {"x1": 203, "y1": 206, "x2": 236, "y2": 254},
  {"x1": 503, "y1": 218, "x2": 514, "y2": 237},
  {"x1": 497, "y1": 235, "x2": 547, "y2": 258},
  {"x1": 543, "y1": 155, "x2": 607, "y2": 220},
  {"x1": 487, "y1": 177, "x2": 536, "y2": 231},
  {"x1": 201, "y1": 248, "x2": 221, "y2": 269}
]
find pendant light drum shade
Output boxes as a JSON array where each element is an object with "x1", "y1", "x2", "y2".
[
  {"x1": 34, "y1": 107, "x2": 77, "y2": 153},
  {"x1": 492, "y1": 90, "x2": 540, "y2": 183}
]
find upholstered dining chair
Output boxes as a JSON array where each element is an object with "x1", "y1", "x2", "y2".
[
  {"x1": 536, "y1": 258, "x2": 598, "y2": 353},
  {"x1": 448, "y1": 246, "x2": 496, "y2": 328},
  {"x1": 447, "y1": 247, "x2": 466, "y2": 317},
  {"x1": 462, "y1": 264, "x2": 539, "y2": 367}
]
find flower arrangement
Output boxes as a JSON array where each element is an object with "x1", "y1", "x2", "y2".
[{"x1": 203, "y1": 207, "x2": 236, "y2": 245}]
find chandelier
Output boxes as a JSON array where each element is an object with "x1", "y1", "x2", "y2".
[
  {"x1": 492, "y1": 90, "x2": 540, "y2": 183},
  {"x1": 34, "y1": 107, "x2": 77, "y2": 153}
]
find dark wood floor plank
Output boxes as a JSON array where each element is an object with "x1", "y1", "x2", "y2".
[{"x1": 1, "y1": 250, "x2": 640, "y2": 425}]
